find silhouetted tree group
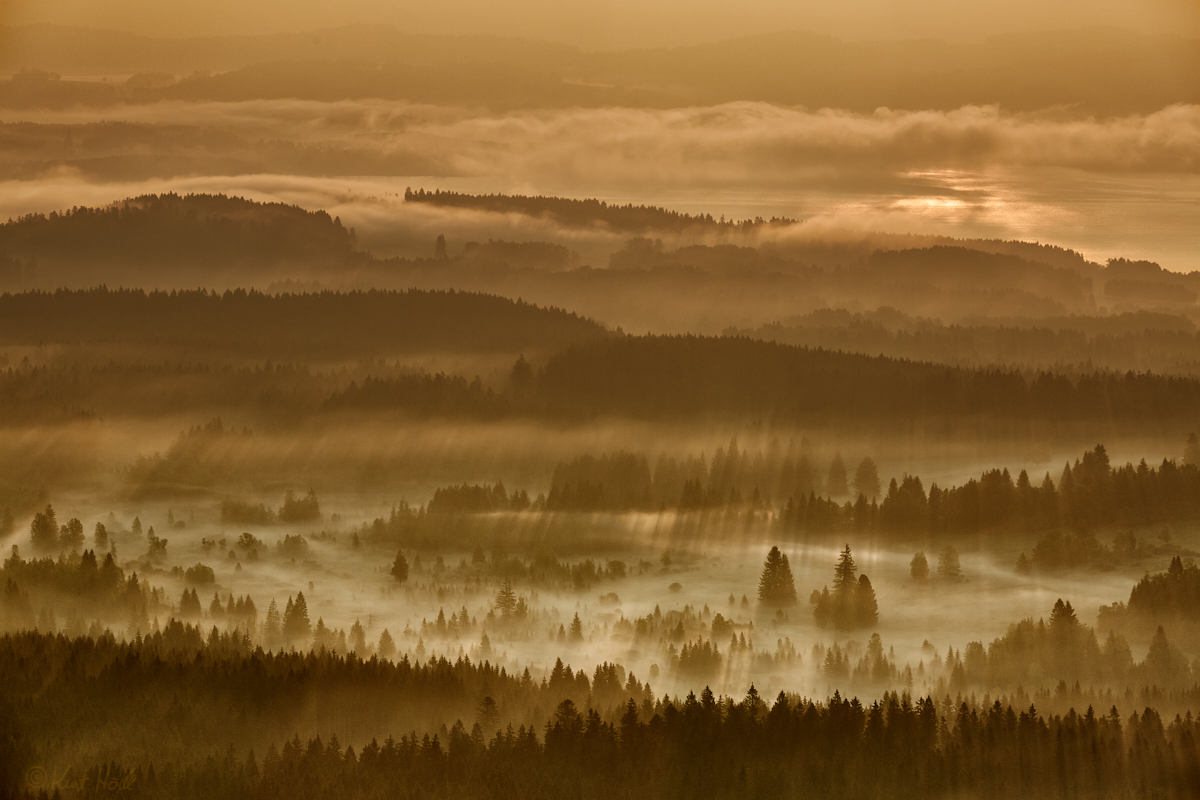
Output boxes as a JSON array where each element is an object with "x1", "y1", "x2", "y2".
[{"x1": 811, "y1": 545, "x2": 879, "y2": 630}]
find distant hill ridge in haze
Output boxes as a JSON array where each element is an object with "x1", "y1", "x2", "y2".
[
  {"x1": 404, "y1": 188, "x2": 798, "y2": 234},
  {"x1": 5, "y1": 192, "x2": 1195, "y2": 335},
  {"x1": 2, "y1": 24, "x2": 1195, "y2": 113}
]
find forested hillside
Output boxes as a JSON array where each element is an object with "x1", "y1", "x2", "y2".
[
  {"x1": 0, "y1": 287, "x2": 606, "y2": 359},
  {"x1": 728, "y1": 308, "x2": 1200, "y2": 375},
  {"x1": 0, "y1": 193, "x2": 354, "y2": 266},
  {"x1": 1, "y1": 628, "x2": 1197, "y2": 800},
  {"x1": 530, "y1": 336, "x2": 1200, "y2": 426}
]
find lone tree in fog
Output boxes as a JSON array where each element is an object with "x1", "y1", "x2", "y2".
[
  {"x1": 391, "y1": 551, "x2": 409, "y2": 583},
  {"x1": 495, "y1": 578, "x2": 517, "y2": 617},
  {"x1": 833, "y1": 544, "x2": 857, "y2": 594},
  {"x1": 938, "y1": 545, "x2": 963, "y2": 580},
  {"x1": 853, "y1": 457, "x2": 881, "y2": 501},
  {"x1": 758, "y1": 546, "x2": 798, "y2": 606},
  {"x1": 910, "y1": 551, "x2": 929, "y2": 581}
]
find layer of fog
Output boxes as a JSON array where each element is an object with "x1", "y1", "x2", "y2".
[
  {"x1": 3, "y1": 101, "x2": 1198, "y2": 269},
  {"x1": 3, "y1": 411, "x2": 1189, "y2": 503},
  {"x1": 4, "y1": 490, "x2": 1185, "y2": 706}
]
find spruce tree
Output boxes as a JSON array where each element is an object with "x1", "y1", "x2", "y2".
[
  {"x1": 937, "y1": 545, "x2": 962, "y2": 580},
  {"x1": 853, "y1": 457, "x2": 881, "y2": 501},
  {"x1": 856, "y1": 574, "x2": 879, "y2": 627},
  {"x1": 391, "y1": 551, "x2": 409, "y2": 583},
  {"x1": 350, "y1": 619, "x2": 367, "y2": 653},
  {"x1": 29, "y1": 505, "x2": 58, "y2": 553},
  {"x1": 263, "y1": 600, "x2": 282, "y2": 650},
  {"x1": 757, "y1": 546, "x2": 798, "y2": 606},
  {"x1": 495, "y1": 578, "x2": 517, "y2": 617},
  {"x1": 833, "y1": 544, "x2": 858, "y2": 595},
  {"x1": 283, "y1": 592, "x2": 311, "y2": 646},
  {"x1": 378, "y1": 629, "x2": 396, "y2": 660},
  {"x1": 910, "y1": 551, "x2": 929, "y2": 580}
]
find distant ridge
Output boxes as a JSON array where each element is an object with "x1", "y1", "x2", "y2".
[
  {"x1": 404, "y1": 187, "x2": 798, "y2": 234},
  {"x1": 2, "y1": 24, "x2": 1194, "y2": 114}
]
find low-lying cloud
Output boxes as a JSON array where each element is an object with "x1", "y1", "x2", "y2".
[{"x1": 2, "y1": 100, "x2": 1198, "y2": 268}]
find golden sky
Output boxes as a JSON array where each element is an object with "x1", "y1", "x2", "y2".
[{"x1": 2, "y1": 0, "x2": 1197, "y2": 47}]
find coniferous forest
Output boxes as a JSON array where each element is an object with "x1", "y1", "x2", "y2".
[{"x1": 1, "y1": 8, "x2": 1199, "y2": 797}]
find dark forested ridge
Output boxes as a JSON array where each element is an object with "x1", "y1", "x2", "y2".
[
  {"x1": 9, "y1": 193, "x2": 1198, "y2": 340},
  {"x1": 0, "y1": 192, "x2": 355, "y2": 268},
  {"x1": 0, "y1": 287, "x2": 606, "y2": 358},
  {"x1": 728, "y1": 308, "x2": 1200, "y2": 375},
  {"x1": 404, "y1": 188, "x2": 797, "y2": 234},
  {"x1": 7, "y1": 334, "x2": 1200, "y2": 430},
  {"x1": 1, "y1": 629, "x2": 1198, "y2": 800},
  {"x1": 531, "y1": 335, "x2": 1200, "y2": 427}
]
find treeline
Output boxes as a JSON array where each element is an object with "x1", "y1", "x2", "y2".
[
  {"x1": 952, "y1": 600, "x2": 1195, "y2": 691},
  {"x1": 3, "y1": 630, "x2": 1200, "y2": 800},
  {"x1": 324, "y1": 373, "x2": 505, "y2": 419},
  {"x1": 404, "y1": 188, "x2": 796, "y2": 234},
  {"x1": 127, "y1": 418, "x2": 254, "y2": 496},
  {"x1": 614, "y1": 244, "x2": 1095, "y2": 312},
  {"x1": 0, "y1": 286, "x2": 606, "y2": 357},
  {"x1": 17, "y1": 333, "x2": 1194, "y2": 430},
  {"x1": 1100, "y1": 557, "x2": 1200, "y2": 644},
  {"x1": 427, "y1": 483, "x2": 532, "y2": 514},
  {"x1": 320, "y1": 337, "x2": 1200, "y2": 428},
  {"x1": 0, "y1": 360, "x2": 340, "y2": 424},
  {"x1": 0, "y1": 626, "x2": 649, "y2": 776},
  {"x1": 729, "y1": 307, "x2": 1200, "y2": 375},
  {"x1": 532, "y1": 336, "x2": 1200, "y2": 425},
  {"x1": 240, "y1": 439, "x2": 1200, "y2": 549},
  {"x1": 220, "y1": 489, "x2": 322, "y2": 526},
  {"x1": 6, "y1": 193, "x2": 1190, "y2": 339},
  {"x1": 1, "y1": 545, "x2": 161, "y2": 634},
  {"x1": 0, "y1": 360, "x2": 483, "y2": 427},
  {"x1": 536, "y1": 443, "x2": 1200, "y2": 541}
]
